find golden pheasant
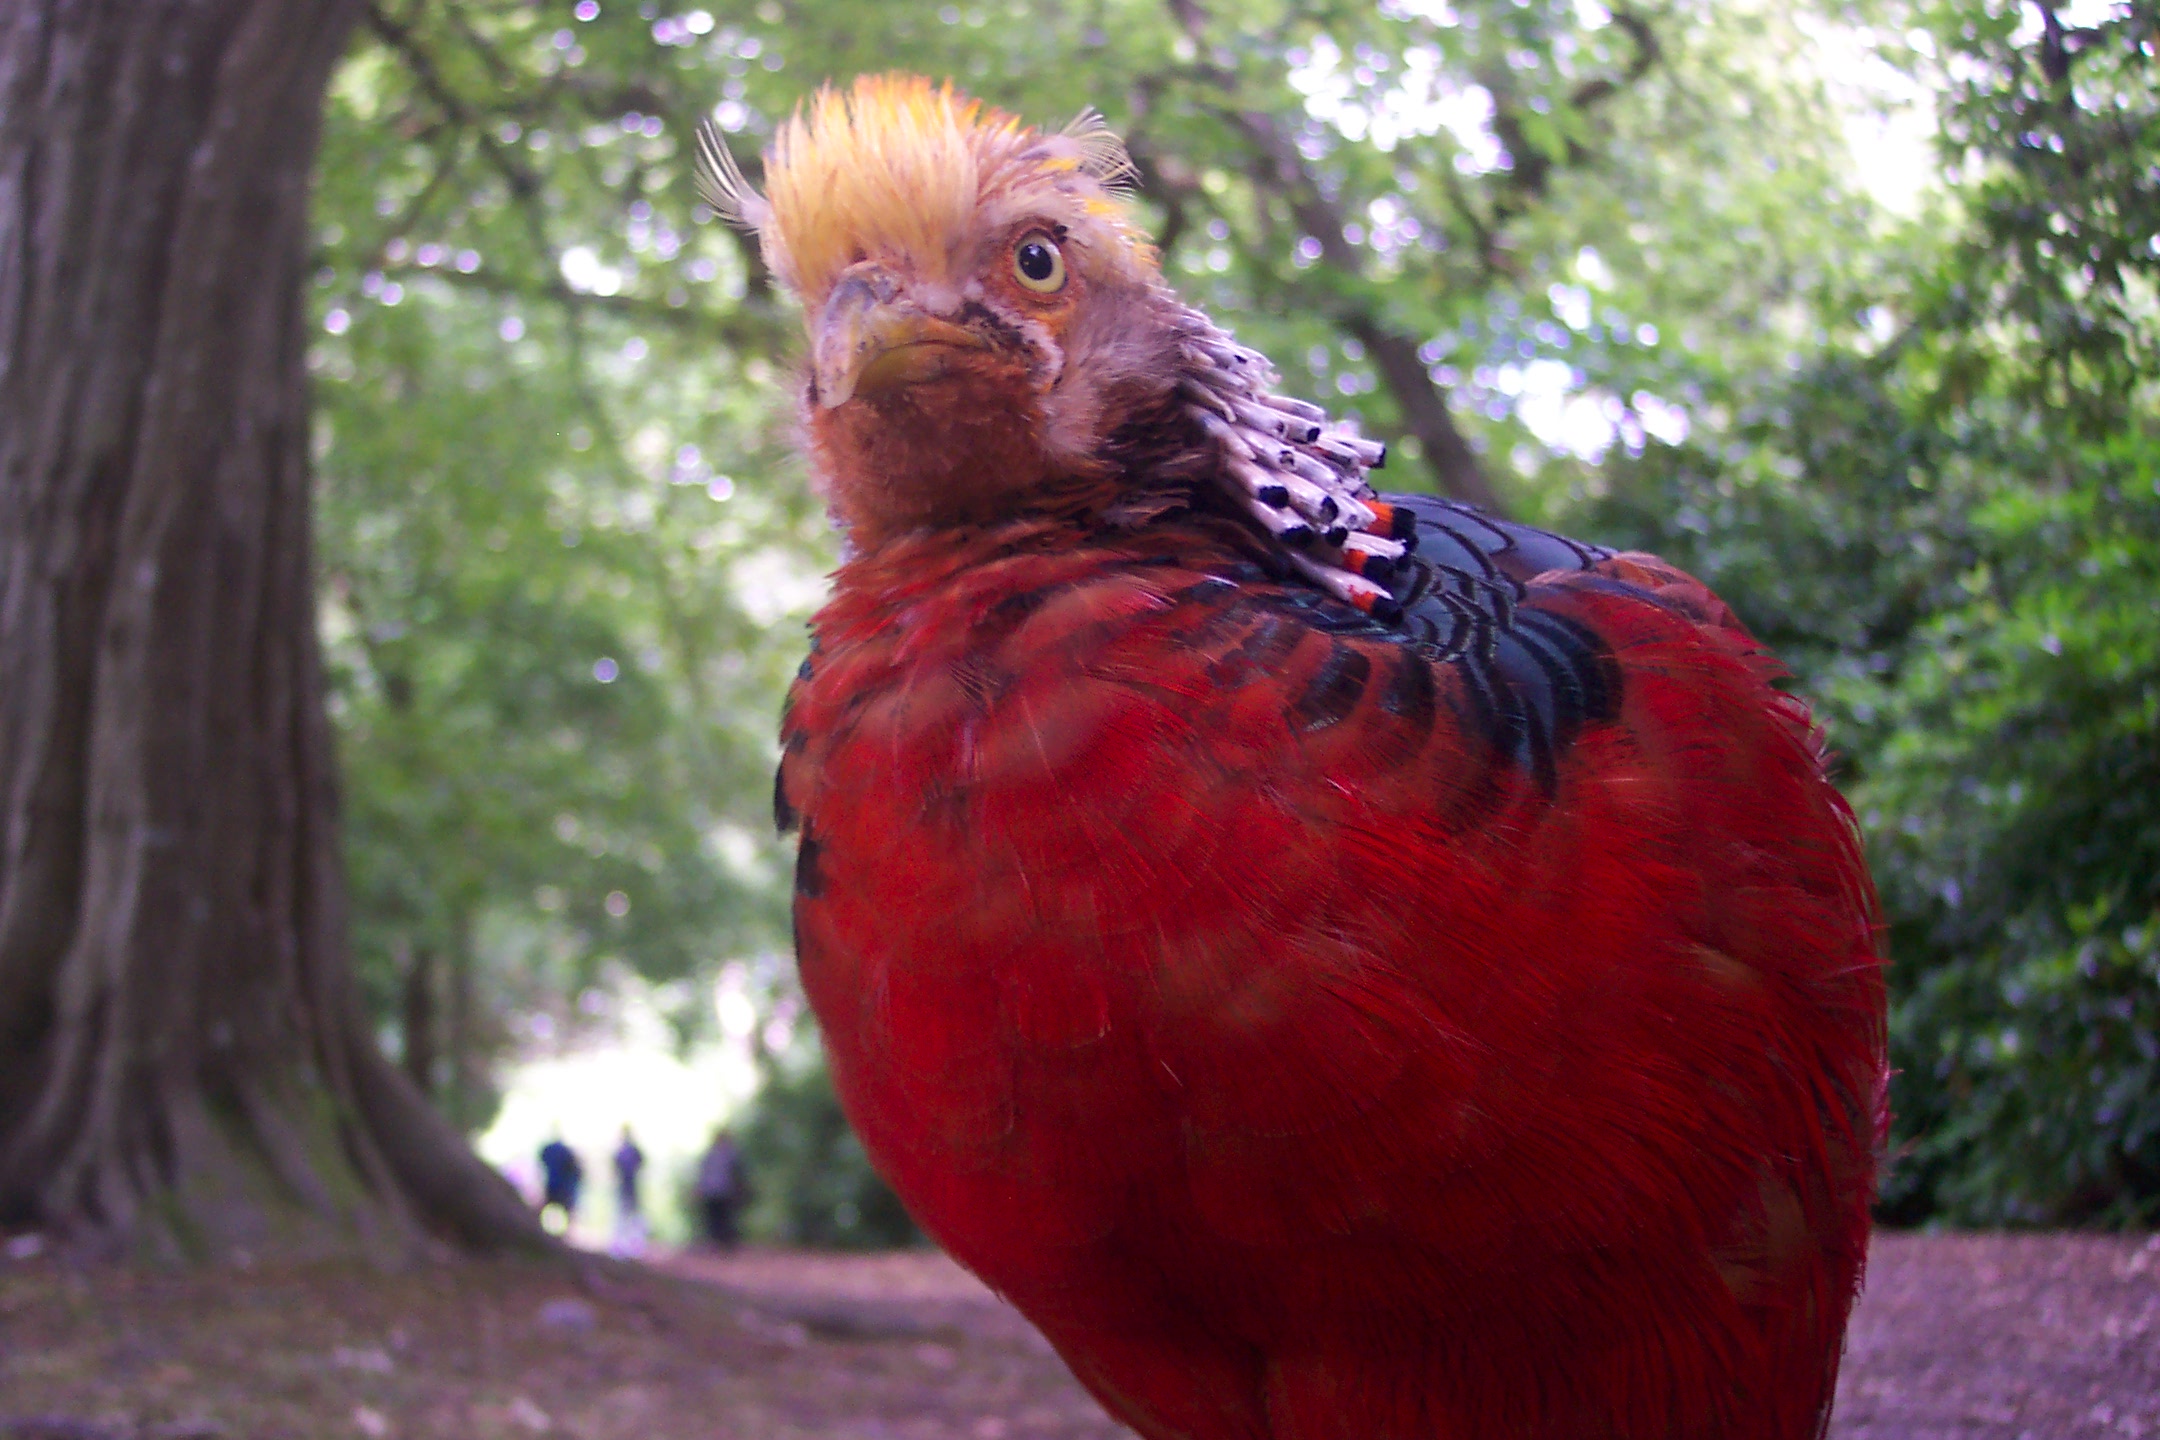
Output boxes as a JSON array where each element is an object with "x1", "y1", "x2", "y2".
[{"x1": 703, "y1": 75, "x2": 1887, "y2": 1440}]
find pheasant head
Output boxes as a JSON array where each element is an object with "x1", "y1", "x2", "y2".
[{"x1": 701, "y1": 75, "x2": 1405, "y2": 612}]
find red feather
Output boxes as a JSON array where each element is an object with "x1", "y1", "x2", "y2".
[{"x1": 781, "y1": 503, "x2": 1887, "y2": 1440}]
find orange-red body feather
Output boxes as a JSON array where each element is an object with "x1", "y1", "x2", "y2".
[{"x1": 781, "y1": 509, "x2": 1886, "y2": 1440}]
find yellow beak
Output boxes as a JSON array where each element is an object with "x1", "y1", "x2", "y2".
[{"x1": 812, "y1": 269, "x2": 988, "y2": 409}]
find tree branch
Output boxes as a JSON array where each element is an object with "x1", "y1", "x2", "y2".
[
  {"x1": 383, "y1": 261, "x2": 786, "y2": 350},
  {"x1": 1482, "y1": 5, "x2": 1661, "y2": 233},
  {"x1": 1164, "y1": 0, "x2": 1503, "y2": 511},
  {"x1": 1234, "y1": 107, "x2": 1505, "y2": 510}
]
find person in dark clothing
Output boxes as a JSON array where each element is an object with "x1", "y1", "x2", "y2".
[
  {"x1": 613, "y1": 1126, "x2": 645, "y2": 1213},
  {"x1": 696, "y1": 1127, "x2": 744, "y2": 1249},
  {"x1": 610, "y1": 1125, "x2": 647, "y2": 1256},
  {"x1": 538, "y1": 1133, "x2": 583, "y2": 1233}
]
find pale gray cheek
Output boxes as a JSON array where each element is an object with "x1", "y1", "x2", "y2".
[
  {"x1": 1038, "y1": 343, "x2": 1115, "y2": 466},
  {"x1": 1012, "y1": 318, "x2": 1064, "y2": 385}
]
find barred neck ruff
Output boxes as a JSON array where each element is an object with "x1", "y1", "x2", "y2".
[{"x1": 1155, "y1": 304, "x2": 1416, "y2": 623}]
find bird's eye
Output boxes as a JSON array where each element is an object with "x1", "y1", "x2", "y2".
[{"x1": 1012, "y1": 233, "x2": 1066, "y2": 293}]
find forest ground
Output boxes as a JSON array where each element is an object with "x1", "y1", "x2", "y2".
[{"x1": 0, "y1": 1232, "x2": 2154, "y2": 1439}]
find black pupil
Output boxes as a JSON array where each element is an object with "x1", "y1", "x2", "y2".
[{"x1": 1017, "y1": 241, "x2": 1057, "y2": 282}]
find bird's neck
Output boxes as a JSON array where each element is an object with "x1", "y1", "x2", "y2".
[
  {"x1": 808, "y1": 383, "x2": 1142, "y2": 546},
  {"x1": 820, "y1": 512, "x2": 1270, "y2": 654},
  {"x1": 805, "y1": 346, "x2": 1214, "y2": 550}
]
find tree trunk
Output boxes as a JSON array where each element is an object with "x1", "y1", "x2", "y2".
[
  {"x1": 446, "y1": 920, "x2": 484, "y2": 1133},
  {"x1": 399, "y1": 942, "x2": 438, "y2": 1096},
  {"x1": 0, "y1": 0, "x2": 541, "y2": 1260}
]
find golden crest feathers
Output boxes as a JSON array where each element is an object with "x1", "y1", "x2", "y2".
[{"x1": 697, "y1": 74, "x2": 1148, "y2": 302}]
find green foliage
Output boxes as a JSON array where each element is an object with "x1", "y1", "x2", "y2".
[
  {"x1": 734, "y1": 1043, "x2": 923, "y2": 1249},
  {"x1": 1811, "y1": 3, "x2": 2159, "y2": 1225},
  {"x1": 313, "y1": 4, "x2": 820, "y2": 1124},
  {"x1": 1867, "y1": 435, "x2": 2160, "y2": 1223},
  {"x1": 1922, "y1": 0, "x2": 2160, "y2": 436}
]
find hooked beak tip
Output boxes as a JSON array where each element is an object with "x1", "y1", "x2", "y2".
[
  {"x1": 812, "y1": 277, "x2": 988, "y2": 409},
  {"x1": 815, "y1": 369, "x2": 857, "y2": 410}
]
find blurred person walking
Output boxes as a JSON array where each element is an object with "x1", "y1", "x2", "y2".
[
  {"x1": 611, "y1": 1125, "x2": 647, "y2": 1257},
  {"x1": 537, "y1": 1132, "x2": 583, "y2": 1235},
  {"x1": 696, "y1": 1127, "x2": 744, "y2": 1249}
]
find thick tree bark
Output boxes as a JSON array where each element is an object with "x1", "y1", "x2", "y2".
[
  {"x1": 399, "y1": 942, "x2": 438, "y2": 1094},
  {"x1": 0, "y1": 0, "x2": 541, "y2": 1259},
  {"x1": 446, "y1": 932, "x2": 484, "y2": 1132}
]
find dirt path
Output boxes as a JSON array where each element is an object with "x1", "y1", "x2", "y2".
[
  {"x1": 1834, "y1": 1233, "x2": 2160, "y2": 1438},
  {"x1": 1, "y1": 1233, "x2": 2154, "y2": 1438}
]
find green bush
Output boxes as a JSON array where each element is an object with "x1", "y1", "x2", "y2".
[
  {"x1": 735, "y1": 1046, "x2": 923, "y2": 1250},
  {"x1": 1865, "y1": 447, "x2": 2160, "y2": 1222}
]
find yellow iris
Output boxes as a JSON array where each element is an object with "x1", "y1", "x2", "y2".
[{"x1": 1012, "y1": 232, "x2": 1066, "y2": 292}]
